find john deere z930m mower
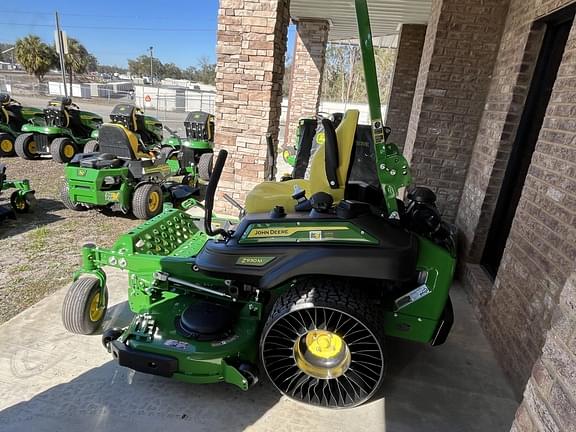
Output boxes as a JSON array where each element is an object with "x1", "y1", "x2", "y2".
[
  {"x1": 62, "y1": 0, "x2": 456, "y2": 409},
  {"x1": 0, "y1": 94, "x2": 44, "y2": 157},
  {"x1": 60, "y1": 104, "x2": 196, "y2": 219},
  {"x1": 15, "y1": 97, "x2": 102, "y2": 163}
]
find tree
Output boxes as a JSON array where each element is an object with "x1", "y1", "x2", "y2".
[
  {"x1": 195, "y1": 56, "x2": 216, "y2": 85},
  {"x1": 63, "y1": 38, "x2": 93, "y2": 93},
  {"x1": 97, "y1": 64, "x2": 128, "y2": 75},
  {"x1": 128, "y1": 55, "x2": 163, "y2": 81},
  {"x1": 163, "y1": 62, "x2": 183, "y2": 79},
  {"x1": 14, "y1": 35, "x2": 57, "y2": 83}
]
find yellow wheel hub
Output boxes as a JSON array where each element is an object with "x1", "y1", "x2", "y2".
[
  {"x1": 306, "y1": 330, "x2": 343, "y2": 358},
  {"x1": 88, "y1": 292, "x2": 104, "y2": 322},
  {"x1": 148, "y1": 190, "x2": 160, "y2": 212},
  {"x1": 294, "y1": 329, "x2": 351, "y2": 379},
  {"x1": 63, "y1": 144, "x2": 75, "y2": 158},
  {"x1": 1, "y1": 139, "x2": 13, "y2": 153},
  {"x1": 28, "y1": 140, "x2": 37, "y2": 154},
  {"x1": 14, "y1": 196, "x2": 26, "y2": 210}
]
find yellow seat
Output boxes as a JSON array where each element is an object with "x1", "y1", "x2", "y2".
[{"x1": 244, "y1": 109, "x2": 359, "y2": 213}]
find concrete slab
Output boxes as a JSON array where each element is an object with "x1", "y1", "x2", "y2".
[{"x1": 0, "y1": 270, "x2": 518, "y2": 432}]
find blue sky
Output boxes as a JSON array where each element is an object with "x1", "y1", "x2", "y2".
[{"x1": 0, "y1": 0, "x2": 276, "y2": 68}]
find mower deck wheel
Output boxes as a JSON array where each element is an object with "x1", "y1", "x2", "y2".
[
  {"x1": 83, "y1": 139, "x2": 99, "y2": 153},
  {"x1": 132, "y1": 183, "x2": 163, "y2": 220},
  {"x1": 51, "y1": 137, "x2": 78, "y2": 163},
  {"x1": 160, "y1": 146, "x2": 178, "y2": 161},
  {"x1": 10, "y1": 191, "x2": 34, "y2": 213},
  {"x1": 62, "y1": 277, "x2": 108, "y2": 334},
  {"x1": 60, "y1": 182, "x2": 85, "y2": 211},
  {"x1": 15, "y1": 133, "x2": 38, "y2": 160},
  {"x1": 198, "y1": 152, "x2": 213, "y2": 182},
  {"x1": 260, "y1": 278, "x2": 387, "y2": 409},
  {"x1": 0, "y1": 133, "x2": 15, "y2": 156}
]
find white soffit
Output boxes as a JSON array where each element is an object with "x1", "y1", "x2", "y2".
[{"x1": 290, "y1": 0, "x2": 432, "y2": 42}]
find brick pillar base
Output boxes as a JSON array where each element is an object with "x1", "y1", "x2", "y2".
[
  {"x1": 403, "y1": 0, "x2": 509, "y2": 221},
  {"x1": 510, "y1": 271, "x2": 576, "y2": 432},
  {"x1": 214, "y1": 0, "x2": 290, "y2": 214},
  {"x1": 284, "y1": 19, "x2": 330, "y2": 148},
  {"x1": 385, "y1": 24, "x2": 426, "y2": 150}
]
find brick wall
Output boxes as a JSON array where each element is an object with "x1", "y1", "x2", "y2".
[
  {"x1": 284, "y1": 19, "x2": 330, "y2": 148},
  {"x1": 403, "y1": 0, "x2": 510, "y2": 221},
  {"x1": 214, "y1": 0, "x2": 290, "y2": 214},
  {"x1": 456, "y1": 0, "x2": 576, "y2": 396},
  {"x1": 385, "y1": 24, "x2": 426, "y2": 150},
  {"x1": 510, "y1": 271, "x2": 576, "y2": 432}
]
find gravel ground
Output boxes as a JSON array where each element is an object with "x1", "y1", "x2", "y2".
[{"x1": 0, "y1": 156, "x2": 140, "y2": 324}]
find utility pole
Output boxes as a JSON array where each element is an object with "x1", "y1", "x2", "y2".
[
  {"x1": 55, "y1": 12, "x2": 68, "y2": 97},
  {"x1": 149, "y1": 46, "x2": 154, "y2": 84}
]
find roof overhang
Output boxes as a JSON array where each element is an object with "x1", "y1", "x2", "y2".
[{"x1": 290, "y1": 0, "x2": 431, "y2": 42}]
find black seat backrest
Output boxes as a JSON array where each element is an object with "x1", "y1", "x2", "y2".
[
  {"x1": 184, "y1": 111, "x2": 214, "y2": 140},
  {"x1": 97, "y1": 124, "x2": 136, "y2": 160},
  {"x1": 110, "y1": 104, "x2": 138, "y2": 132}
]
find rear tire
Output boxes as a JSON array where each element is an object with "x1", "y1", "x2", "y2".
[
  {"x1": 62, "y1": 277, "x2": 108, "y2": 335},
  {"x1": 15, "y1": 133, "x2": 38, "y2": 160},
  {"x1": 83, "y1": 139, "x2": 99, "y2": 153},
  {"x1": 51, "y1": 137, "x2": 78, "y2": 163},
  {"x1": 260, "y1": 278, "x2": 386, "y2": 409},
  {"x1": 0, "y1": 133, "x2": 15, "y2": 156},
  {"x1": 60, "y1": 182, "x2": 85, "y2": 211},
  {"x1": 132, "y1": 183, "x2": 163, "y2": 220},
  {"x1": 160, "y1": 146, "x2": 178, "y2": 160},
  {"x1": 198, "y1": 152, "x2": 213, "y2": 182}
]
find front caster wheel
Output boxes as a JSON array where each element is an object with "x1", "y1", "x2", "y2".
[
  {"x1": 102, "y1": 327, "x2": 124, "y2": 352},
  {"x1": 10, "y1": 191, "x2": 35, "y2": 213},
  {"x1": 62, "y1": 277, "x2": 108, "y2": 334},
  {"x1": 260, "y1": 278, "x2": 386, "y2": 409}
]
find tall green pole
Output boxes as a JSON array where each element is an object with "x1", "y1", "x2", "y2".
[{"x1": 354, "y1": 0, "x2": 412, "y2": 217}]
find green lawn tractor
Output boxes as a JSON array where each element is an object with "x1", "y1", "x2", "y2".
[
  {"x1": 15, "y1": 97, "x2": 103, "y2": 163},
  {"x1": 61, "y1": 0, "x2": 456, "y2": 409},
  {"x1": 161, "y1": 111, "x2": 215, "y2": 186},
  {"x1": 0, "y1": 163, "x2": 35, "y2": 221},
  {"x1": 60, "y1": 104, "x2": 196, "y2": 220},
  {"x1": 0, "y1": 93, "x2": 44, "y2": 157},
  {"x1": 89, "y1": 104, "x2": 164, "y2": 155}
]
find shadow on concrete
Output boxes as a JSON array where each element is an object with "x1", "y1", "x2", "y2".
[{"x1": 0, "y1": 198, "x2": 65, "y2": 239}]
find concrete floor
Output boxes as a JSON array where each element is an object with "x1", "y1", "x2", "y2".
[{"x1": 0, "y1": 270, "x2": 518, "y2": 432}]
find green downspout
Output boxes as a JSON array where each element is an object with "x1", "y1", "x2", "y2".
[{"x1": 354, "y1": 0, "x2": 412, "y2": 217}]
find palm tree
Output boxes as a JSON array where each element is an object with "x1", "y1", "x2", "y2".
[
  {"x1": 14, "y1": 35, "x2": 57, "y2": 83},
  {"x1": 64, "y1": 38, "x2": 91, "y2": 94}
]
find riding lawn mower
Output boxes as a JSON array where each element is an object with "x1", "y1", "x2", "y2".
[
  {"x1": 61, "y1": 0, "x2": 456, "y2": 409},
  {"x1": 0, "y1": 163, "x2": 35, "y2": 221},
  {"x1": 0, "y1": 94, "x2": 44, "y2": 157},
  {"x1": 161, "y1": 111, "x2": 215, "y2": 187},
  {"x1": 15, "y1": 97, "x2": 103, "y2": 163},
  {"x1": 60, "y1": 104, "x2": 197, "y2": 220}
]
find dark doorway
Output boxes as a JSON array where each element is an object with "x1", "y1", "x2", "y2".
[{"x1": 481, "y1": 7, "x2": 575, "y2": 278}]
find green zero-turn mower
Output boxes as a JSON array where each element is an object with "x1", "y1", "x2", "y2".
[
  {"x1": 89, "y1": 104, "x2": 164, "y2": 155},
  {"x1": 0, "y1": 94, "x2": 44, "y2": 157},
  {"x1": 61, "y1": 0, "x2": 456, "y2": 409},
  {"x1": 160, "y1": 111, "x2": 215, "y2": 186},
  {"x1": 0, "y1": 163, "x2": 35, "y2": 221},
  {"x1": 60, "y1": 104, "x2": 197, "y2": 220},
  {"x1": 15, "y1": 97, "x2": 103, "y2": 163}
]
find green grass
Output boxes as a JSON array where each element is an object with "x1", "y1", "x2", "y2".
[{"x1": 26, "y1": 226, "x2": 50, "y2": 253}]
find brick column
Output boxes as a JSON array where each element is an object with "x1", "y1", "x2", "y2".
[
  {"x1": 403, "y1": 0, "x2": 509, "y2": 221},
  {"x1": 214, "y1": 0, "x2": 290, "y2": 214},
  {"x1": 284, "y1": 19, "x2": 330, "y2": 148},
  {"x1": 385, "y1": 24, "x2": 426, "y2": 150},
  {"x1": 510, "y1": 271, "x2": 576, "y2": 432}
]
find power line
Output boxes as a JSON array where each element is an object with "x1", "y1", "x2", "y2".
[
  {"x1": 0, "y1": 22, "x2": 214, "y2": 32},
  {"x1": 0, "y1": 10, "x2": 212, "y2": 21}
]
